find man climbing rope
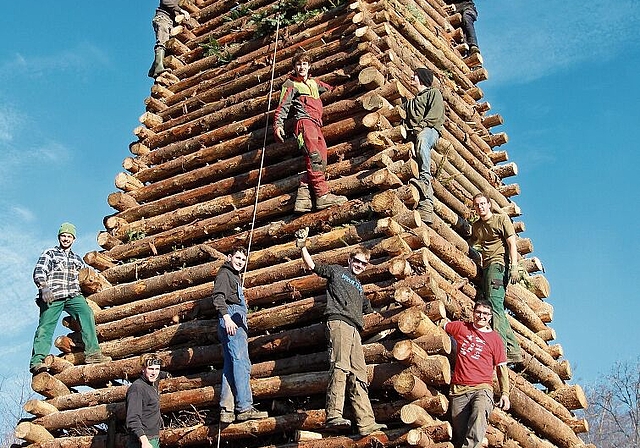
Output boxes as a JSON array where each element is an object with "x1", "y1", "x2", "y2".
[
  {"x1": 29, "y1": 222, "x2": 111, "y2": 374},
  {"x1": 149, "y1": 0, "x2": 190, "y2": 78},
  {"x1": 468, "y1": 193, "x2": 523, "y2": 363},
  {"x1": 444, "y1": 1, "x2": 480, "y2": 56},
  {"x1": 274, "y1": 50, "x2": 347, "y2": 213},
  {"x1": 402, "y1": 67, "x2": 445, "y2": 225}
]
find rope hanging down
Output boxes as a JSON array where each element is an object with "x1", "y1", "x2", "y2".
[
  {"x1": 241, "y1": 14, "x2": 283, "y2": 286},
  {"x1": 221, "y1": 13, "x2": 281, "y2": 447}
]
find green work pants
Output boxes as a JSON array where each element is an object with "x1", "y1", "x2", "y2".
[
  {"x1": 30, "y1": 295, "x2": 101, "y2": 369},
  {"x1": 481, "y1": 263, "x2": 521, "y2": 360}
]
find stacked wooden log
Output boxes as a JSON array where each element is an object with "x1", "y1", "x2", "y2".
[{"x1": 15, "y1": 0, "x2": 591, "y2": 447}]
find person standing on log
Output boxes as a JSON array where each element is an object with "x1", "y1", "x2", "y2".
[
  {"x1": 29, "y1": 222, "x2": 111, "y2": 375},
  {"x1": 126, "y1": 354, "x2": 167, "y2": 448},
  {"x1": 274, "y1": 50, "x2": 348, "y2": 213},
  {"x1": 402, "y1": 67, "x2": 445, "y2": 225},
  {"x1": 296, "y1": 228, "x2": 387, "y2": 436},
  {"x1": 213, "y1": 247, "x2": 268, "y2": 424},
  {"x1": 445, "y1": 300, "x2": 510, "y2": 448},
  {"x1": 149, "y1": 0, "x2": 190, "y2": 78},
  {"x1": 468, "y1": 193, "x2": 523, "y2": 363},
  {"x1": 443, "y1": 1, "x2": 480, "y2": 56}
]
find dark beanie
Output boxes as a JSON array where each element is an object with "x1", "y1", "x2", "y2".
[{"x1": 415, "y1": 68, "x2": 434, "y2": 87}]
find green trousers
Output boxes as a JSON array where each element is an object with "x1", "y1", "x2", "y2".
[
  {"x1": 30, "y1": 295, "x2": 101, "y2": 369},
  {"x1": 480, "y1": 263, "x2": 522, "y2": 360}
]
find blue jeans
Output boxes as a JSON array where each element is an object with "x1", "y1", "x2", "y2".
[
  {"x1": 416, "y1": 127, "x2": 439, "y2": 205},
  {"x1": 218, "y1": 303, "x2": 253, "y2": 412}
]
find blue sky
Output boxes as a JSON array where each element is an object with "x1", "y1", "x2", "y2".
[{"x1": 0, "y1": 0, "x2": 638, "y2": 416}]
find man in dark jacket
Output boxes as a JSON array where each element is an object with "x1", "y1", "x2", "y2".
[
  {"x1": 274, "y1": 50, "x2": 347, "y2": 213},
  {"x1": 126, "y1": 354, "x2": 163, "y2": 448},
  {"x1": 149, "y1": 0, "x2": 190, "y2": 78},
  {"x1": 213, "y1": 247, "x2": 268, "y2": 424},
  {"x1": 402, "y1": 68, "x2": 445, "y2": 225},
  {"x1": 296, "y1": 228, "x2": 386, "y2": 436}
]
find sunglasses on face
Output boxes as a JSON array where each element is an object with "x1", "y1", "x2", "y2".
[
  {"x1": 351, "y1": 257, "x2": 368, "y2": 266},
  {"x1": 474, "y1": 310, "x2": 492, "y2": 317}
]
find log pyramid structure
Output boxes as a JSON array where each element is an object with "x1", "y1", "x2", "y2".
[{"x1": 15, "y1": 0, "x2": 593, "y2": 447}]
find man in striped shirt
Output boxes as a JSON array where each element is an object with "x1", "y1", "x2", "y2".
[{"x1": 29, "y1": 222, "x2": 110, "y2": 374}]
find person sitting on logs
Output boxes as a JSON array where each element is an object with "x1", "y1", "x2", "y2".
[
  {"x1": 468, "y1": 193, "x2": 523, "y2": 363},
  {"x1": 149, "y1": 0, "x2": 190, "y2": 78},
  {"x1": 443, "y1": 0, "x2": 480, "y2": 56},
  {"x1": 212, "y1": 247, "x2": 268, "y2": 424},
  {"x1": 444, "y1": 300, "x2": 510, "y2": 448},
  {"x1": 402, "y1": 67, "x2": 445, "y2": 225},
  {"x1": 29, "y1": 222, "x2": 111, "y2": 374},
  {"x1": 126, "y1": 354, "x2": 168, "y2": 448},
  {"x1": 296, "y1": 227, "x2": 387, "y2": 436},
  {"x1": 274, "y1": 50, "x2": 348, "y2": 213}
]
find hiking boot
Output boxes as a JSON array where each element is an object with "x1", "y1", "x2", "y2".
[
  {"x1": 316, "y1": 193, "x2": 347, "y2": 210},
  {"x1": 220, "y1": 409, "x2": 235, "y2": 424},
  {"x1": 85, "y1": 352, "x2": 112, "y2": 364},
  {"x1": 294, "y1": 184, "x2": 312, "y2": 213},
  {"x1": 236, "y1": 407, "x2": 268, "y2": 422},
  {"x1": 30, "y1": 363, "x2": 48, "y2": 375},
  {"x1": 417, "y1": 200, "x2": 434, "y2": 225},
  {"x1": 469, "y1": 45, "x2": 480, "y2": 55},
  {"x1": 359, "y1": 423, "x2": 387, "y2": 436},
  {"x1": 325, "y1": 417, "x2": 352, "y2": 431}
]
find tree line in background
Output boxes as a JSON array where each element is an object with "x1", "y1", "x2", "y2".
[{"x1": 580, "y1": 357, "x2": 640, "y2": 447}]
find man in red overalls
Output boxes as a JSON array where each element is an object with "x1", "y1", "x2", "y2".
[{"x1": 274, "y1": 51, "x2": 347, "y2": 213}]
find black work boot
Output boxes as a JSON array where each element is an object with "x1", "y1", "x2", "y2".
[{"x1": 148, "y1": 46, "x2": 170, "y2": 78}]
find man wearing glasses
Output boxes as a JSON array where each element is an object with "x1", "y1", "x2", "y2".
[
  {"x1": 296, "y1": 228, "x2": 386, "y2": 436},
  {"x1": 445, "y1": 300, "x2": 510, "y2": 448}
]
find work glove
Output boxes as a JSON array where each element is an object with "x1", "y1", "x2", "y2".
[
  {"x1": 39, "y1": 286, "x2": 54, "y2": 306},
  {"x1": 509, "y1": 264, "x2": 522, "y2": 284},
  {"x1": 295, "y1": 227, "x2": 309, "y2": 249}
]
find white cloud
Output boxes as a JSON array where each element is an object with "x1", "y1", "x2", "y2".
[
  {"x1": 0, "y1": 42, "x2": 109, "y2": 79},
  {"x1": 0, "y1": 106, "x2": 23, "y2": 142},
  {"x1": 482, "y1": 0, "x2": 640, "y2": 84}
]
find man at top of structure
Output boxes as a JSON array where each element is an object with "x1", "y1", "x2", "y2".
[
  {"x1": 30, "y1": 222, "x2": 111, "y2": 374},
  {"x1": 212, "y1": 247, "x2": 268, "y2": 424},
  {"x1": 273, "y1": 50, "x2": 347, "y2": 213},
  {"x1": 401, "y1": 67, "x2": 445, "y2": 225},
  {"x1": 149, "y1": 0, "x2": 191, "y2": 78},
  {"x1": 295, "y1": 227, "x2": 387, "y2": 436},
  {"x1": 443, "y1": 1, "x2": 480, "y2": 56},
  {"x1": 468, "y1": 193, "x2": 523, "y2": 363},
  {"x1": 445, "y1": 300, "x2": 510, "y2": 448}
]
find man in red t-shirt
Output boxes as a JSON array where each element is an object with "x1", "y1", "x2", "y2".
[{"x1": 445, "y1": 300, "x2": 510, "y2": 448}]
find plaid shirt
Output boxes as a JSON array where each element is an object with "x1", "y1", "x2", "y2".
[{"x1": 33, "y1": 246, "x2": 85, "y2": 301}]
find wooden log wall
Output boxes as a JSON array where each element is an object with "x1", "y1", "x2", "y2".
[{"x1": 16, "y1": 0, "x2": 590, "y2": 447}]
